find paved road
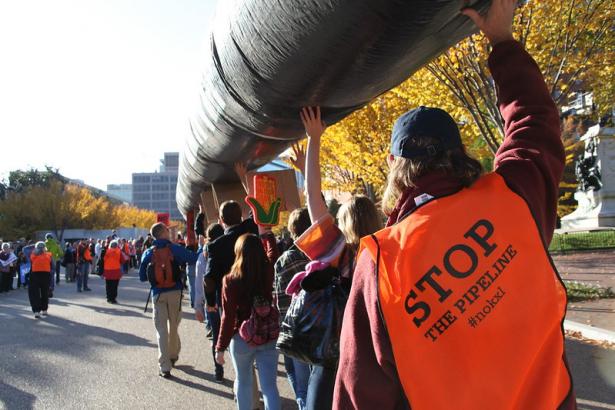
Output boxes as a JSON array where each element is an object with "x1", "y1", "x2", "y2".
[{"x1": 1, "y1": 271, "x2": 614, "y2": 410}]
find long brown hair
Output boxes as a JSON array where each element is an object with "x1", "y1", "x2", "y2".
[
  {"x1": 382, "y1": 136, "x2": 483, "y2": 215},
  {"x1": 229, "y1": 234, "x2": 269, "y2": 299},
  {"x1": 337, "y1": 195, "x2": 383, "y2": 246}
]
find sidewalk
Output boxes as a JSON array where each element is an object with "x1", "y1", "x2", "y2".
[{"x1": 552, "y1": 250, "x2": 615, "y2": 333}]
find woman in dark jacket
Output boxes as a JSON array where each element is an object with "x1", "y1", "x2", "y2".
[{"x1": 62, "y1": 243, "x2": 76, "y2": 282}]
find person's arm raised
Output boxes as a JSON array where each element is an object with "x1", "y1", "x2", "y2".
[{"x1": 300, "y1": 106, "x2": 329, "y2": 223}]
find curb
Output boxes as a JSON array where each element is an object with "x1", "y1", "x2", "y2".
[{"x1": 564, "y1": 320, "x2": 615, "y2": 344}]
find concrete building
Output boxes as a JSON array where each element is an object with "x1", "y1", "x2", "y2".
[
  {"x1": 106, "y1": 184, "x2": 133, "y2": 203},
  {"x1": 132, "y1": 152, "x2": 181, "y2": 220}
]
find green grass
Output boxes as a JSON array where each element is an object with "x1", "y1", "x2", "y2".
[
  {"x1": 565, "y1": 281, "x2": 615, "y2": 302},
  {"x1": 549, "y1": 230, "x2": 615, "y2": 253}
]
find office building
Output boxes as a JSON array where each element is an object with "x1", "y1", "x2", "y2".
[
  {"x1": 106, "y1": 184, "x2": 133, "y2": 203},
  {"x1": 132, "y1": 152, "x2": 182, "y2": 220}
]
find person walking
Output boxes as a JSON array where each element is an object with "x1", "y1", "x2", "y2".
[
  {"x1": 19, "y1": 241, "x2": 35, "y2": 289},
  {"x1": 333, "y1": 1, "x2": 574, "y2": 409},
  {"x1": 62, "y1": 243, "x2": 76, "y2": 282},
  {"x1": 102, "y1": 240, "x2": 124, "y2": 304},
  {"x1": 135, "y1": 236, "x2": 145, "y2": 268},
  {"x1": 205, "y1": 198, "x2": 259, "y2": 382},
  {"x1": 273, "y1": 208, "x2": 312, "y2": 410},
  {"x1": 290, "y1": 107, "x2": 383, "y2": 410},
  {"x1": 28, "y1": 242, "x2": 53, "y2": 318},
  {"x1": 0, "y1": 243, "x2": 18, "y2": 292},
  {"x1": 139, "y1": 222, "x2": 200, "y2": 378},
  {"x1": 215, "y1": 233, "x2": 280, "y2": 410},
  {"x1": 93, "y1": 239, "x2": 102, "y2": 275},
  {"x1": 44, "y1": 233, "x2": 63, "y2": 285},
  {"x1": 194, "y1": 223, "x2": 225, "y2": 374},
  {"x1": 76, "y1": 240, "x2": 93, "y2": 292}
]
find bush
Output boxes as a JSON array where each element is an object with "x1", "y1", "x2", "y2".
[
  {"x1": 565, "y1": 281, "x2": 615, "y2": 302},
  {"x1": 549, "y1": 230, "x2": 615, "y2": 253}
]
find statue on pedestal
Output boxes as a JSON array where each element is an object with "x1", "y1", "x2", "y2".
[{"x1": 561, "y1": 124, "x2": 615, "y2": 230}]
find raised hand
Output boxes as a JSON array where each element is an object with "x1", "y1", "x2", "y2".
[
  {"x1": 290, "y1": 142, "x2": 306, "y2": 175},
  {"x1": 300, "y1": 107, "x2": 326, "y2": 140},
  {"x1": 461, "y1": 0, "x2": 516, "y2": 46}
]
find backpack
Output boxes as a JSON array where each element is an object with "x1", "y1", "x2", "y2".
[
  {"x1": 146, "y1": 246, "x2": 180, "y2": 288},
  {"x1": 239, "y1": 295, "x2": 280, "y2": 347}
]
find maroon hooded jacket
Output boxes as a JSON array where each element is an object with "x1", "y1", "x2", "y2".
[{"x1": 333, "y1": 40, "x2": 575, "y2": 410}]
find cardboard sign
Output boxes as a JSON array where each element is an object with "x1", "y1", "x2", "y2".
[
  {"x1": 246, "y1": 174, "x2": 281, "y2": 226},
  {"x1": 199, "y1": 168, "x2": 301, "y2": 225},
  {"x1": 157, "y1": 213, "x2": 170, "y2": 226}
]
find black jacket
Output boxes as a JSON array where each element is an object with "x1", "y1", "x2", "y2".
[
  {"x1": 62, "y1": 248, "x2": 75, "y2": 265},
  {"x1": 204, "y1": 218, "x2": 258, "y2": 306}
]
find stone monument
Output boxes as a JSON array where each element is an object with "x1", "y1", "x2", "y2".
[{"x1": 561, "y1": 124, "x2": 615, "y2": 229}]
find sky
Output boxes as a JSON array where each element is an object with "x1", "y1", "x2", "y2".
[{"x1": 0, "y1": 0, "x2": 218, "y2": 190}]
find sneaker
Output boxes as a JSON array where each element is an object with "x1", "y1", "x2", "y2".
[
  {"x1": 159, "y1": 370, "x2": 171, "y2": 378},
  {"x1": 34, "y1": 313, "x2": 41, "y2": 319},
  {"x1": 214, "y1": 371, "x2": 224, "y2": 383},
  {"x1": 41, "y1": 311, "x2": 48, "y2": 317}
]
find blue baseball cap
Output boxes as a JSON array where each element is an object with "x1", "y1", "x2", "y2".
[{"x1": 390, "y1": 106, "x2": 462, "y2": 159}]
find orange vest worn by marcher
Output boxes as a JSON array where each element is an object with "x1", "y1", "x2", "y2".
[
  {"x1": 104, "y1": 247, "x2": 122, "y2": 271},
  {"x1": 31, "y1": 252, "x2": 52, "y2": 273},
  {"x1": 83, "y1": 246, "x2": 92, "y2": 262},
  {"x1": 360, "y1": 172, "x2": 571, "y2": 410}
]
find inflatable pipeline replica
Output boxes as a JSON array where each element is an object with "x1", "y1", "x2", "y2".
[{"x1": 176, "y1": 0, "x2": 491, "y2": 216}]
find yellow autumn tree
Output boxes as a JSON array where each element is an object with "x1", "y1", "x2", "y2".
[
  {"x1": 0, "y1": 179, "x2": 158, "y2": 239},
  {"x1": 320, "y1": 0, "x2": 614, "y2": 204},
  {"x1": 0, "y1": 182, "x2": 115, "y2": 239},
  {"x1": 114, "y1": 205, "x2": 157, "y2": 228}
]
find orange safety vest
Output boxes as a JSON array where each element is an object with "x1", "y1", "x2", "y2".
[
  {"x1": 31, "y1": 252, "x2": 52, "y2": 272},
  {"x1": 360, "y1": 173, "x2": 571, "y2": 410},
  {"x1": 80, "y1": 246, "x2": 92, "y2": 262},
  {"x1": 104, "y1": 247, "x2": 122, "y2": 271}
]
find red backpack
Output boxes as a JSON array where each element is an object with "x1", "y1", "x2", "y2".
[
  {"x1": 146, "y1": 246, "x2": 179, "y2": 288},
  {"x1": 239, "y1": 295, "x2": 280, "y2": 346}
]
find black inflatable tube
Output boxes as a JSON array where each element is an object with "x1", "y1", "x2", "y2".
[{"x1": 177, "y1": 0, "x2": 491, "y2": 215}]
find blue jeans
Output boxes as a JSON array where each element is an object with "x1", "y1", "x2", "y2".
[
  {"x1": 306, "y1": 365, "x2": 336, "y2": 410},
  {"x1": 55, "y1": 260, "x2": 62, "y2": 283},
  {"x1": 284, "y1": 355, "x2": 310, "y2": 410},
  {"x1": 206, "y1": 309, "x2": 223, "y2": 376},
  {"x1": 229, "y1": 335, "x2": 280, "y2": 410},
  {"x1": 186, "y1": 264, "x2": 196, "y2": 308},
  {"x1": 77, "y1": 263, "x2": 90, "y2": 290}
]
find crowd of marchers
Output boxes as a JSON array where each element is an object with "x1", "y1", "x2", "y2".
[{"x1": 0, "y1": 233, "x2": 156, "y2": 315}]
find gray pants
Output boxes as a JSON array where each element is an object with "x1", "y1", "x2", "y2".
[
  {"x1": 153, "y1": 290, "x2": 182, "y2": 372},
  {"x1": 65, "y1": 263, "x2": 75, "y2": 282}
]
